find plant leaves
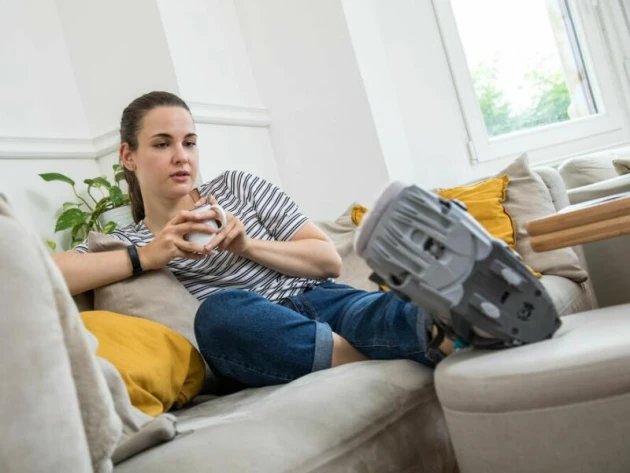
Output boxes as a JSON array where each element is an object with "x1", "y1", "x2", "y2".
[
  {"x1": 115, "y1": 171, "x2": 126, "y2": 183},
  {"x1": 62, "y1": 201, "x2": 80, "y2": 210},
  {"x1": 40, "y1": 173, "x2": 75, "y2": 186},
  {"x1": 93, "y1": 198, "x2": 112, "y2": 216},
  {"x1": 55, "y1": 208, "x2": 87, "y2": 232},
  {"x1": 93, "y1": 177, "x2": 112, "y2": 189},
  {"x1": 103, "y1": 221, "x2": 117, "y2": 234},
  {"x1": 109, "y1": 186, "x2": 124, "y2": 207},
  {"x1": 71, "y1": 222, "x2": 88, "y2": 239},
  {"x1": 46, "y1": 240, "x2": 57, "y2": 251}
]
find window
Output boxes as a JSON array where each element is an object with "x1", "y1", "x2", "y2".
[{"x1": 433, "y1": 0, "x2": 630, "y2": 163}]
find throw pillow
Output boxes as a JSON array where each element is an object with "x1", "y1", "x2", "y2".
[
  {"x1": 436, "y1": 175, "x2": 515, "y2": 249},
  {"x1": 497, "y1": 154, "x2": 588, "y2": 283},
  {"x1": 613, "y1": 158, "x2": 630, "y2": 176},
  {"x1": 87, "y1": 232, "x2": 200, "y2": 348},
  {"x1": 557, "y1": 156, "x2": 617, "y2": 189},
  {"x1": 81, "y1": 311, "x2": 205, "y2": 416}
]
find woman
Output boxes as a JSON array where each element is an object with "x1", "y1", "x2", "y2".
[{"x1": 54, "y1": 91, "x2": 444, "y2": 389}]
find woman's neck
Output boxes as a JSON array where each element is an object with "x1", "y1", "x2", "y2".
[{"x1": 143, "y1": 193, "x2": 194, "y2": 235}]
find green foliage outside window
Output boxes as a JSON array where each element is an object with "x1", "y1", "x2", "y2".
[{"x1": 472, "y1": 60, "x2": 571, "y2": 137}]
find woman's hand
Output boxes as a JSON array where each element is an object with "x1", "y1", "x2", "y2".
[
  {"x1": 138, "y1": 200, "x2": 220, "y2": 270},
  {"x1": 206, "y1": 210, "x2": 250, "y2": 255}
]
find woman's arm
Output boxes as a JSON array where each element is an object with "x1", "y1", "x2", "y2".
[
  {"x1": 241, "y1": 223, "x2": 342, "y2": 279},
  {"x1": 210, "y1": 173, "x2": 341, "y2": 279},
  {"x1": 53, "y1": 250, "x2": 136, "y2": 295},
  {"x1": 211, "y1": 219, "x2": 341, "y2": 279},
  {"x1": 53, "y1": 207, "x2": 219, "y2": 295}
]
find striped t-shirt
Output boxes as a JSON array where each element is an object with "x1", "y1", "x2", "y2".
[{"x1": 75, "y1": 170, "x2": 323, "y2": 302}]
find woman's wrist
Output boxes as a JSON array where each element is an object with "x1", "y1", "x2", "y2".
[
  {"x1": 238, "y1": 237, "x2": 256, "y2": 258},
  {"x1": 137, "y1": 245, "x2": 158, "y2": 271}
]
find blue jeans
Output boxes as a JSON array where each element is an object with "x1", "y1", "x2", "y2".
[{"x1": 194, "y1": 281, "x2": 440, "y2": 389}]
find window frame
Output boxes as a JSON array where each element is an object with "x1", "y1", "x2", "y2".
[{"x1": 432, "y1": 0, "x2": 630, "y2": 164}]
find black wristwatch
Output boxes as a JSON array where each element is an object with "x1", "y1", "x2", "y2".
[{"x1": 127, "y1": 244, "x2": 143, "y2": 277}]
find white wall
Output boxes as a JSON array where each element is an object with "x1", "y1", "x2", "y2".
[
  {"x1": 0, "y1": 0, "x2": 96, "y2": 247},
  {"x1": 0, "y1": 0, "x2": 88, "y2": 139},
  {"x1": 343, "y1": 0, "x2": 482, "y2": 189},
  {"x1": 157, "y1": 0, "x2": 262, "y2": 108},
  {"x1": 195, "y1": 124, "x2": 281, "y2": 185},
  {"x1": 234, "y1": 0, "x2": 390, "y2": 219},
  {"x1": 56, "y1": 0, "x2": 180, "y2": 137},
  {"x1": 341, "y1": 0, "x2": 416, "y2": 184}
]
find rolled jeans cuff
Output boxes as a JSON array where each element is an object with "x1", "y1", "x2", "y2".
[{"x1": 311, "y1": 321, "x2": 334, "y2": 372}]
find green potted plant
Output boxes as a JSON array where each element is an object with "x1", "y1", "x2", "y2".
[{"x1": 40, "y1": 164, "x2": 133, "y2": 250}]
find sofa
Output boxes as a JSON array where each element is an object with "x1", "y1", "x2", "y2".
[{"x1": 4, "y1": 157, "x2": 625, "y2": 473}]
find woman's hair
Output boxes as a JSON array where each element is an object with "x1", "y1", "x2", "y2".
[{"x1": 120, "y1": 91, "x2": 191, "y2": 222}]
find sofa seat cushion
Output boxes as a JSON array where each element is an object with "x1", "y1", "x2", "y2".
[
  {"x1": 114, "y1": 360, "x2": 457, "y2": 473},
  {"x1": 435, "y1": 306, "x2": 630, "y2": 473}
]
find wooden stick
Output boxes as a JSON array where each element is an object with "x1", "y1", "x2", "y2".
[
  {"x1": 526, "y1": 196, "x2": 630, "y2": 237},
  {"x1": 530, "y1": 213, "x2": 630, "y2": 252}
]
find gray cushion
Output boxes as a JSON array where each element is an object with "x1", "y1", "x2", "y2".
[
  {"x1": 497, "y1": 154, "x2": 588, "y2": 283},
  {"x1": 315, "y1": 203, "x2": 379, "y2": 292},
  {"x1": 87, "y1": 232, "x2": 200, "y2": 348},
  {"x1": 115, "y1": 360, "x2": 457, "y2": 473}
]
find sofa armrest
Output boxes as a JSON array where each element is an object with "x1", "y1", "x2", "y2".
[
  {"x1": 567, "y1": 174, "x2": 630, "y2": 204},
  {"x1": 558, "y1": 174, "x2": 630, "y2": 306},
  {"x1": 556, "y1": 170, "x2": 630, "y2": 305}
]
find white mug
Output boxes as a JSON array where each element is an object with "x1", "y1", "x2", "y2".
[{"x1": 185, "y1": 203, "x2": 228, "y2": 246}]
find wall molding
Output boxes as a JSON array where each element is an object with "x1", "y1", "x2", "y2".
[
  {"x1": 188, "y1": 102, "x2": 271, "y2": 127},
  {"x1": 0, "y1": 103, "x2": 271, "y2": 160},
  {"x1": 0, "y1": 129, "x2": 119, "y2": 160}
]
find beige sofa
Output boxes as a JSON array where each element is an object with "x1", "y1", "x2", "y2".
[{"x1": 3, "y1": 163, "x2": 624, "y2": 473}]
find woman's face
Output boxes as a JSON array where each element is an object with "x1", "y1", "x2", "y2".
[{"x1": 124, "y1": 106, "x2": 199, "y2": 201}]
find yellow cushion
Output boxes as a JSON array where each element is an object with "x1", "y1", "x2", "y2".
[
  {"x1": 81, "y1": 310, "x2": 205, "y2": 416},
  {"x1": 351, "y1": 205, "x2": 368, "y2": 226},
  {"x1": 436, "y1": 175, "x2": 515, "y2": 248}
]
